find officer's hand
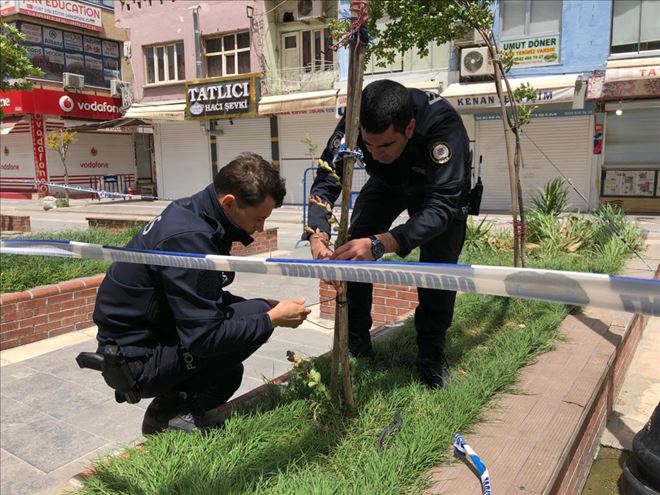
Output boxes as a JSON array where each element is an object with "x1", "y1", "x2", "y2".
[
  {"x1": 310, "y1": 236, "x2": 334, "y2": 261},
  {"x1": 267, "y1": 298, "x2": 311, "y2": 328},
  {"x1": 333, "y1": 238, "x2": 373, "y2": 261}
]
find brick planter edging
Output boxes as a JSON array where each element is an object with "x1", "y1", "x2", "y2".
[
  {"x1": 320, "y1": 281, "x2": 418, "y2": 325},
  {"x1": 0, "y1": 229, "x2": 279, "y2": 351},
  {"x1": 0, "y1": 275, "x2": 104, "y2": 351},
  {"x1": 1, "y1": 214, "x2": 31, "y2": 232}
]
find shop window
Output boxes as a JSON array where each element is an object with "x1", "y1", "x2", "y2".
[
  {"x1": 15, "y1": 22, "x2": 120, "y2": 88},
  {"x1": 501, "y1": 0, "x2": 562, "y2": 39},
  {"x1": 145, "y1": 42, "x2": 185, "y2": 84},
  {"x1": 611, "y1": 0, "x2": 660, "y2": 54},
  {"x1": 205, "y1": 31, "x2": 251, "y2": 78}
]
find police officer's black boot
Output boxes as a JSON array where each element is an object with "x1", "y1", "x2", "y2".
[
  {"x1": 141, "y1": 391, "x2": 195, "y2": 435},
  {"x1": 416, "y1": 354, "x2": 450, "y2": 389}
]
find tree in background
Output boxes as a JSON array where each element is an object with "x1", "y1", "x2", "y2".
[
  {"x1": 367, "y1": 0, "x2": 534, "y2": 267},
  {"x1": 46, "y1": 130, "x2": 77, "y2": 205},
  {"x1": 0, "y1": 22, "x2": 43, "y2": 118}
]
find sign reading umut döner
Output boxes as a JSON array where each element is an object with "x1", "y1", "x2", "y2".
[{"x1": 185, "y1": 74, "x2": 258, "y2": 120}]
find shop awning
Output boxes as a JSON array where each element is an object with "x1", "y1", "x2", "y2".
[
  {"x1": 65, "y1": 117, "x2": 150, "y2": 131},
  {"x1": 258, "y1": 78, "x2": 443, "y2": 116},
  {"x1": 587, "y1": 58, "x2": 660, "y2": 101},
  {"x1": 123, "y1": 101, "x2": 186, "y2": 121},
  {"x1": 442, "y1": 74, "x2": 580, "y2": 112},
  {"x1": 1, "y1": 117, "x2": 26, "y2": 135},
  {"x1": 258, "y1": 89, "x2": 341, "y2": 116}
]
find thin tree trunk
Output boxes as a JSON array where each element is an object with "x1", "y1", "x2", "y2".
[
  {"x1": 487, "y1": 42, "x2": 521, "y2": 267},
  {"x1": 330, "y1": 36, "x2": 365, "y2": 411},
  {"x1": 63, "y1": 165, "x2": 70, "y2": 202}
]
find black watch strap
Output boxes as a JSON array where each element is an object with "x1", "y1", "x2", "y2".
[{"x1": 369, "y1": 235, "x2": 385, "y2": 260}]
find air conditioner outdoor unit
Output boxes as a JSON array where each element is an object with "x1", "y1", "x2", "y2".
[
  {"x1": 110, "y1": 79, "x2": 124, "y2": 97},
  {"x1": 454, "y1": 29, "x2": 479, "y2": 47},
  {"x1": 460, "y1": 46, "x2": 492, "y2": 78},
  {"x1": 63, "y1": 72, "x2": 85, "y2": 90},
  {"x1": 297, "y1": 0, "x2": 322, "y2": 18}
]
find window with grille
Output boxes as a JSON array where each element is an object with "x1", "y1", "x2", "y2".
[
  {"x1": 205, "y1": 31, "x2": 251, "y2": 78},
  {"x1": 145, "y1": 42, "x2": 184, "y2": 84},
  {"x1": 611, "y1": 0, "x2": 660, "y2": 54}
]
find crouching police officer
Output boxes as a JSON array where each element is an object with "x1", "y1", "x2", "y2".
[
  {"x1": 92, "y1": 153, "x2": 310, "y2": 435},
  {"x1": 305, "y1": 80, "x2": 471, "y2": 389}
]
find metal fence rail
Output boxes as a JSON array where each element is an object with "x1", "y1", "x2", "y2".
[{"x1": 297, "y1": 165, "x2": 368, "y2": 246}]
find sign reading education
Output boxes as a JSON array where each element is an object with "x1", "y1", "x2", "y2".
[
  {"x1": 0, "y1": 0, "x2": 102, "y2": 31},
  {"x1": 501, "y1": 35, "x2": 560, "y2": 67},
  {"x1": 185, "y1": 74, "x2": 258, "y2": 120}
]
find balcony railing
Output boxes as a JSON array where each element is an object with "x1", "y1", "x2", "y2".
[{"x1": 261, "y1": 64, "x2": 338, "y2": 96}]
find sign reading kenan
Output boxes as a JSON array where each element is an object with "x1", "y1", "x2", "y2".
[{"x1": 185, "y1": 74, "x2": 259, "y2": 120}]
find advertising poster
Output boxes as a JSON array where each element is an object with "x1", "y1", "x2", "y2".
[
  {"x1": 43, "y1": 27, "x2": 63, "y2": 49},
  {"x1": 25, "y1": 45, "x2": 45, "y2": 70},
  {"x1": 85, "y1": 55, "x2": 103, "y2": 87},
  {"x1": 44, "y1": 48, "x2": 65, "y2": 80},
  {"x1": 20, "y1": 23, "x2": 42, "y2": 44},
  {"x1": 63, "y1": 31, "x2": 83, "y2": 52},
  {"x1": 65, "y1": 52, "x2": 85, "y2": 74},
  {"x1": 84, "y1": 36, "x2": 102, "y2": 56},
  {"x1": 602, "y1": 171, "x2": 620, "y2": 196},
  {"x1": 635, "y1": 171, "x2": 655, "y2": 196},
  {"x1": 102, "y1": 40, "x2": 120, "y2": 58}
]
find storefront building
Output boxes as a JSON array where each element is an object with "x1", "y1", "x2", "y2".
[
  {"x1": 0, "y1": 89, "x2": 135, "y2": 198},
  {"x1": 114, "y1": 1, "x2": 271, "y2": 200},
  {"x1": 587, "y1": 63, "x2": 660, "y2": 213},
  {"x1": 0, "y1": 0, "x2": 134, "y2": 199},
  {"x1": 441, "y1": 0, "x2": 612, "y2": 212}
]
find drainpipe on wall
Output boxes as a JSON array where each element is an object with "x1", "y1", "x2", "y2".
[{"x1": 192, "y1": 5, "x2": 203, "y2": 79}]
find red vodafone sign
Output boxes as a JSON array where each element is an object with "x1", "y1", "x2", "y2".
[{"x1": 0, "y1": 89, "x2": 122, "y2": 120}]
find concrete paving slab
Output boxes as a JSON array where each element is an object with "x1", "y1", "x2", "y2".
[
  {"x1": 0, "y1": 396, "x2": 50, "y2": 434},
  {"x1": 1, "y1": 415, "x2": 107, "y2": 473},
  {"x1": 66, "y1": 398, "x2": 144, "y2": 444},
  {"x1": 0, "y1": 449, "x2": 51, "y2": 495},
  {"x1": 1, "y1": 372, "x2": 108, "y2": 421},
  {"x1": 601, "y1": 316, "x2": 660, "y2": 451}
]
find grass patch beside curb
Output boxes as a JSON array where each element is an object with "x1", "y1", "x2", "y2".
[{"x1": 1, "y1": 228, "x2": 139, "y2": 293}]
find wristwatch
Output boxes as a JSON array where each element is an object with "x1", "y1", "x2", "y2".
[{"x1": 369, "y1": 235, "x2": 385, "y2": 260}]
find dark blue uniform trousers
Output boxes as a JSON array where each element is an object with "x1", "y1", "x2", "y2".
[
  {"x1": 134, "y1": 299, "x2": 271, "y2": 411},
  {"x1": 347, "y1": 179, "x2": 467, "y2": 361}
]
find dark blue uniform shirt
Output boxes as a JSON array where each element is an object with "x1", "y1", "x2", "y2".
[
  {"x1": 308, "y1": 88, "x2": 471, "y2": 255},
  {"x1": 93, "y1": 184, "x2": 274, "y2": 358}
]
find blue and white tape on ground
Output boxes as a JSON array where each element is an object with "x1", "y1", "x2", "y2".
[
  {"x1": 453, "y1": 434, "x2": 492, "y2": 495},
  {"x1": 1, "y1": 239, "x2": 658, "y2": 317},
  {"x1": 11, "y1": 179, "x2": 174, "y2": 201}
]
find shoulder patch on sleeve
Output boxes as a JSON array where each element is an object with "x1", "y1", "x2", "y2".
[
  {"x1": 328, "y1": 131, "x2": 344, "y2": 153},
  {"x1": 429, "y1": 141, "x2": 452, "y2": 165}
]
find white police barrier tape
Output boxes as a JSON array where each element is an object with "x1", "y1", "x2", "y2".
[
  {"x1": 1, "y1": 239, "x2": 658, "y2": 317},
  {"x1": 10, "y1": 179, "x2": 174, "y2": 201},
  {"x1": 453, "y1": 434, "x2": 492, "y2": 495}
]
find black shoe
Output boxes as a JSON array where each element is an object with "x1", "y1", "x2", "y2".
[
  {"x1": 142, "y1": 393, "x2": 228, "y2": 435},
  {"x1": 417, "y1": 355, "x2": 450, "y2": 389}
]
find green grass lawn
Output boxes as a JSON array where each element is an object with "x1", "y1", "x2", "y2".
[
  {"x1": 76, "y1": 232, "x2": 639, "y2": 495},
  {"x1": 2, "y1": 209, "x2": 639, "y2": 494},
  {"x1": 80, "y1": 293, "x2": 565, "y2": 495},
  {"x1": 0, "y1": 228, "x2": 139, "y2": 293}
]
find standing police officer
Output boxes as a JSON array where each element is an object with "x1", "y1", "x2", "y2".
[
  {"x1": 305, "y1": 79, "x2": 471, "y2": 388},
  {"x1": 94, "y1": 153, "x2": 310, "y2": 434}
]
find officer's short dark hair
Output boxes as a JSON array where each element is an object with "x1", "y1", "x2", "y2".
[
  {"x1": 213, "y1": 153, "x2": 286, "y2": 207},
  {"x1": 360, "y1": 80, "x2": 413, "y2": 135}
]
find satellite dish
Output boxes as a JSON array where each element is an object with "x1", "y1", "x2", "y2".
[
  {"x1": 298, "y1": 0, "x2": 313, "y2": 16},
  {"x1": 463, "y1": 50, "x2": 484, "y2": 73}
]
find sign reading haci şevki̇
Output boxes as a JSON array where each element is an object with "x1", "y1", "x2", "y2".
[{"x1": 185, "y1": 74, "x2": 259, "y2": 120}]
